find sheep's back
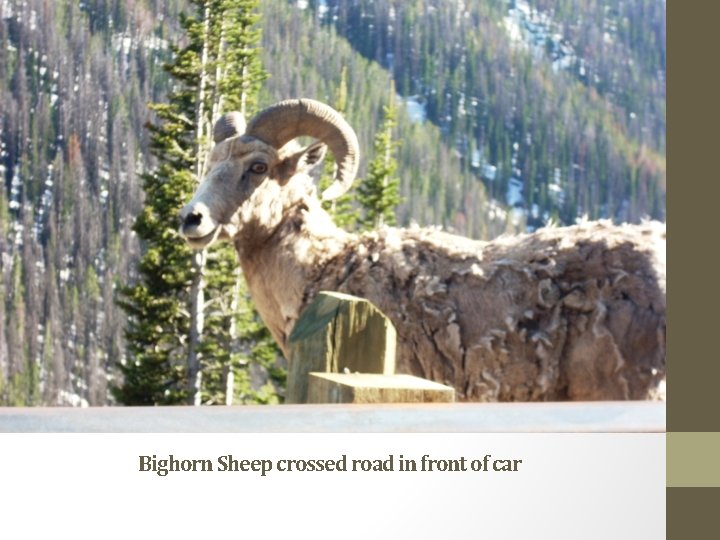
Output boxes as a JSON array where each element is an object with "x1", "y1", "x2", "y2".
[{"x1": 311, "y1": 220, "x2": 666, "y2": 401}]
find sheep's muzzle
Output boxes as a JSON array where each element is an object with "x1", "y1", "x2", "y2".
[{"x1": 178, "y1": 202, "x2": 221, "y2": 250}]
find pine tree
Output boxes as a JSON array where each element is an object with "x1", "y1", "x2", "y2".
[
  {"x1": 317, "y1": 66, "x2": 358, "y2": 230},
  {"x1": 216, "y1": 0, "x2": 267, "y2": 117},
  {"x1": 358, "y1": 86, "x2": 402, "y2": 230},
  {"x1": 115, "y1": 0, "x2": 276, "y2": 406},
  {"x1": 2, "y1": 253, "x2": 39, "y2": 406},
  {"x1": 113, "y1": 105, "x2": 195, "y2": 404}
]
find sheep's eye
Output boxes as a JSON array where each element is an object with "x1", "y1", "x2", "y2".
[{"x1": 249, "y1": 161, "x2": 268, "y2": 174}]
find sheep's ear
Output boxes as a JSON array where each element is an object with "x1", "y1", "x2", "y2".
[
  {"x1": 295, "y1": 141, "x2": 327, "y2": 172},
  {"x1": 276, "y1": 142, "x2": 327, "y2": 183},
  {"x1": 282, "y1": 142, "x2": 327, "y2": 178}
]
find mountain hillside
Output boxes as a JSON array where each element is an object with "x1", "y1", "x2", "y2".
[{"x1": 305, "y1": 0, "x2": 666, "y2": 228}]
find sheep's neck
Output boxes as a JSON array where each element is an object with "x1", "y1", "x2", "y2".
[{"x1": 233, "y1": 198, "x2": 350, "y2": 352}]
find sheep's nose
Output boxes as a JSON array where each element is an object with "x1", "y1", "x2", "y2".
[
  {"x1": 179, "y1": 206, "x2": 206, "y2": 235},
  {"x1": 183, "y1": 212, "x2": 203, "y2": 228}
]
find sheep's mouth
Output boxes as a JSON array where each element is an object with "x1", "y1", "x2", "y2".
[{"x1": 184, "y1": 227, "x2": 220, "y2": 249}]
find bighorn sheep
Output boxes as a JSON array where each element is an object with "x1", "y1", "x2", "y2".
[{"x1": 179, "y1": 99, "x2": 666, "y2": 401}]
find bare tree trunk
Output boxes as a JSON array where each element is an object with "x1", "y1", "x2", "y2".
[
  {"x1": 224, "y1": 266, "x2": 242, "y2": 405},
  {"x1": 240, "y1": 59, "x2": 248, "y2": 118},
  {"x1": 223, "y1": 366, "x2": 234, "y2": 405},
  {"x1": 377, "y1": 120, "x2": 392, "y2": 229},
  {"x1": 194, "y1": 2, "x2": 211, "y2": 182},
  {"x1": 187, "y1": 250, "x2": 206, "y2": 405},
  {"x1": 211, "y1": 20, "x2": 227, "y2": 124}
]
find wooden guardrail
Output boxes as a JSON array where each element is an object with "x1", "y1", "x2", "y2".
[
  {"x1": 307, "y1": 373, "x2": 454, "y2": 404},
  {"x1": 286, "y1": 291, "x2": 456, "y2": 404}
]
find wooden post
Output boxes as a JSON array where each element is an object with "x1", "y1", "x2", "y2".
[
  {"x1": 307, "y1": 373, "x2": 455, "y2": 404},
  {"x1": 286, "y1": 291, "x2": 397, "y2": 403}
]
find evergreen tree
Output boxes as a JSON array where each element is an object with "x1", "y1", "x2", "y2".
[
  {"x1": 113, "y1": 99, "x2": 195, "y2": 404},
  {"x1": 357, "y1": 87, "x2": 402, "y2": 230},
  {"x1": 216, "y1": 0, "x2": 267, "y2": 117},
  {"x1": 1, "y1": 253, "x2": 40, "y2": 406},
  {"x1": 317, "y1": 66, "x2": 359, "y2": 230},
  {"x1": 115, "y1": 0, "x2": 276, "y2": 406}
]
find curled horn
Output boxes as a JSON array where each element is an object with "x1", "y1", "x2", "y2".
[
  {"x1": 213, "y1": 111, "x2": 246, "y2": 143},
  {"x1": 245, "y1": 99, "x2": 360, "y2": 200}
]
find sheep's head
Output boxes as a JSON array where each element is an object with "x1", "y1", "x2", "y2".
[{"x1": 179, "y1": 99, "x2": 359, "y2": 250}]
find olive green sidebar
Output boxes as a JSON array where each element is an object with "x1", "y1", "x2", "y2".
[{"x1": 667, "y1": 433, "x2": 720, "y2": 487}]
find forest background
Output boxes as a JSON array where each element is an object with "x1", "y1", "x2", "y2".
[{"x1": 0, "y1": 0, "x2": 665, "y2": 406}]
